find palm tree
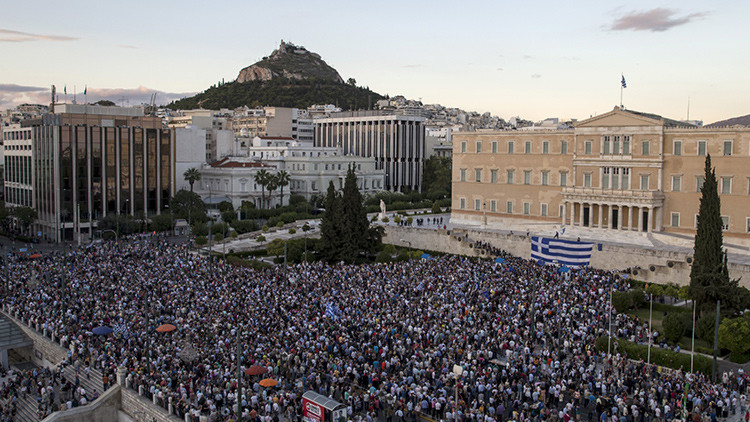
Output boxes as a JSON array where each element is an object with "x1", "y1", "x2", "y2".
[
  {"x1": 254, "y1": 169, "x2": 270, "y2": 209},
  {"x1": 276, "y1": 170, "x2": 291, "y2": 207},
  {"x1": 184, "y1": 168, "x2": 202, "y2": 192},
  {"x1": 266, "y1": 174, "x2": 279, "y2": 209}
]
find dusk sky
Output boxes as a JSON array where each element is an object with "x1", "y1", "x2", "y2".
[{"x1": 2, "y1": 0, "x2": 748, "y2": 124}]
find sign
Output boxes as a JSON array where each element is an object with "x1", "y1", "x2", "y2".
[
  {"x1": 302, "y1": 397, "x2": 325, "y2": 422},
  {"x1": 37, "y1": 231, "x2": 42, "y2": 237}
]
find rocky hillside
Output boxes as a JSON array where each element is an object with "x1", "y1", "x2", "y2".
[{"x1": 237, "y1": 41, "x2": 344, "y2": 84}]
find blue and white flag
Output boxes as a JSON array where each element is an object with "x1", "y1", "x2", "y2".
[
  {"x1": 531, "y1": 236, "x2": 593, "y2": 267},
  {"x1": 621, "y1": 75, "x2": 627, "y2": 88},
  {"x1": 113, "y1": 322, "x2": 129, "y2": 339},
  {"x1": 324, "y1": 302, "x2": 339, "y2": 320}
]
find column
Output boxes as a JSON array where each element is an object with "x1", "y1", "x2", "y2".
[
  {"x1": 607, "y1": 205, "x2": 613, "y2": 229},
  {"x1": 578, "y1": 202, "x2": 584, "y2": 226},
  {"x1": 598, "y1": 204, "x2": 604, "y2": 228},
  {"x1": 637, "y1": 206, "x2": 643, "y2": 232},
  {"x1": 647, "y1": 207, "x2": 654, "y2": 233},
  {"x1": 617, "y1": 205, "x2": 622, "y2": 230},
  {"x1": 570, "y1": 202, "x2": 576, "y2": 227},
  {"x1": 1, "y1": 349, "x2": 7, "y2": 371},
  {"x1": 628, "y1": 206, "x2": 633, "y2": 231},
  {"x1": 561, "y1": 201, "x2": 567, "y2": 226},
  {"x1": 655, "y1": 207, "x2": 662, "y2": 231}
]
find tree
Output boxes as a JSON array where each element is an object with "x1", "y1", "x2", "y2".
[
  {"x1": 183, "y1": 168, "x2": 202, "y2": 192},
  {"x1": 317, "y1": 181, "x2": 343, "y2": 262},
  {"x1": 276, "y1": 170, "x2": 291, "y2": 207},
  {"x1": 422, "y1": 156, "x2": 452, "y2": 197},
  {"x1": 170, "y1": 189, "x2": 207, "y2": 224},
  {"x1": 662, "y1": 313, "x2": 688, "y2": 343},
  {"x1": 719, "y1": 316, "x2": 750, "y2": 362},
  {"x1": 689, "y1": 155, "x2": 749, "y2": 315},
  {"x1": 254, "y1": 170, "x2": 271, "y2": 209},
  {"x1": 150, "y1": 213, "x2": 174, "y2": 232},
  {"x1": 14, "y1": 206, "x2": 38, "y2": 234},
  {"x1": 266, "y1": 175, "x2": 279, "y2": 208}
]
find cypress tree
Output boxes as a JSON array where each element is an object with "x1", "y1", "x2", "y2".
[
  {"x1": 689, "y1": 155, "x2": 749, "y2": 314},
  {"x1": 318, "y1": 181, "x2": 343, "y2": 262},
  {"x1": 339, "y1": 165, "x2": 370, "y2": 262}
]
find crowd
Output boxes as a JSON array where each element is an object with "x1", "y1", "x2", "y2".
[{"x1": 0, "y1": 237, "x2": 748, "y2": 422}]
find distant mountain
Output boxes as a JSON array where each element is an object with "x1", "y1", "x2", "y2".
[
  {"x1": 706, "y1": 114, "x2": 750, "y2": 127},
  {"x1": 168, "y1": 41, "x2": 384, "y2": 111},
  {"x1": 237, "y1": 41, "x2": 343, "y2": 84}
]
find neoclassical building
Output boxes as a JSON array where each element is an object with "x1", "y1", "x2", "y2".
[{"x1": 451, "y1": 107, "x2": 750, "y2": 240}]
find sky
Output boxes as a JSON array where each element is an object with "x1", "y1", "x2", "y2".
[{"x1": 2, "y1": 0, "x2": 749, "y2": 124}]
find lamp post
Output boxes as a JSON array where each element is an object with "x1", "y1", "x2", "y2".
[{"x1": 206, "y1": 183, "x2": 213, "y2": 265}]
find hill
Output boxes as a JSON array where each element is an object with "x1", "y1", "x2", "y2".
[
  {"x1": 168, "y1": 41, "x2": 385, "y2": 111},
  {"x1": 237, "y1": 41, "x2": 343, "y2": 83},
  {"x1": 168, "y1": 78, "x2": 384, "y2": 110},
  {"x1": 706, "y1": 114, "x2": 750, "y2": 127}
]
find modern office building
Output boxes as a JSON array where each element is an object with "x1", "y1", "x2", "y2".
[
  {"x1": 313, "y1": 111, "x2": 425, "y2": 192},
  {"x1": 451, "y1": 106, "x2": 750, "y2": 240},
  {"x1": 233, "y1": 106, "x2": 314, "y2": 144},
  {"x1": 4, "y1": 103, "x2": 174, "y2": 241},
  {"x1": 166, "y1": 109, "x2": 233, "y2": 162}
]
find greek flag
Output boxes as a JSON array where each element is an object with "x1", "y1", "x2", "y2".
[
  {"x1": 113, "y1": 322, "x2": 129, "y2": 339},
  {"x1": 324, "y1": 302, "x2": 339, "y2": 320},
  {"x1": 621, "y1": 75, "x2": 627, "y2": 88},
  {"x1": 531, "y1": 236, "x2": 593, "y2": 267}
]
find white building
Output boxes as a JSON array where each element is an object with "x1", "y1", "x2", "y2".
[
  {"x1": 2, "y1": 124, "x2": 33, "y2": 208},
  {"x1": 167, "y1": 110, "x2": 234, "y2": 162},
  {"x1": 197, "y1": 159, "x2": 281, "y2": 210}
]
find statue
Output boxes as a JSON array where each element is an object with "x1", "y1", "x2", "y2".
[{"x1": 378, "y1": 200, "x2": 387, "y2": 221}]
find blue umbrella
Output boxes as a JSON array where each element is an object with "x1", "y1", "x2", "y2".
[{"x1": 92, "y1": 326, "x2": 114, "y2": 336}]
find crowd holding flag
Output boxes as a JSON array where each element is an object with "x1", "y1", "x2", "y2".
[{"x1": 531, "y1": 236, "x2": 594, "y2": 267}]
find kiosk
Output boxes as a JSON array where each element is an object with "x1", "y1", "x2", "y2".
[{"x1": 302, "y1": 391, "x2": 347, "y2": 422}]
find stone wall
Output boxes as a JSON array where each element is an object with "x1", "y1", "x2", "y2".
[
  {"x1": 382, "y1": 226, "x2": 750, "y2": 288},
  {"x1": 41, "y1": 385, "x2": 120, "y2": 422},
  {"x1": 120, "y1": 388, "x2": 179, "y2": 422},
  {"x1": 1, "y1": 308, "x2": 68, "y2": 368}
]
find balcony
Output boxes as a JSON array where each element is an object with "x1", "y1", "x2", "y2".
[{"x1": 562, "y1": 186, "x2": 664, "y2": 207}]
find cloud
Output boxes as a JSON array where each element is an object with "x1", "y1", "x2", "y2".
[
  {"x1": 610, "y1": 8, "x2": 709, "y2": 32},
  {"x1": 531, "y1": 74, "x2": 542, "y2": 79},
  {"x1": 0, "y1": 85, "x2": 196, "y2": 110},
  {"x1": 0, "y1": 28, "x2": 78, "y2": 42},
  {"x1": 402, "y1": 64, "x2": 423, "y2": 68},
  {"x1": 496, "y1": 67, "x2": 504, "y2": 71},
  {"x1": 118, "y1": 44, "x2": 138, "y2": 49}
]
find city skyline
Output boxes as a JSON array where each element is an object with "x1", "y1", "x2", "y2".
[{"x1": 2, "y1": 0, "x2": 748, "y2": 124}]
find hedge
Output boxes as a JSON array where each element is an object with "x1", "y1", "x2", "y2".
[{"x1": 595, "y1": 336, "x2": 712, "y2": 375}]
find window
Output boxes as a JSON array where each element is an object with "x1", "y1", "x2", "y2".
[
  {"x1": 490, "y1": 169, "x2": 498, "y2": 183},
  {"x1": 542, "y1": 141, "x2": 549, "y2": 154},
  {"x1": 603, "y1": 136, "x2": 610, "y2": 155},
  {"x1": 672, "y1": 175, "x2": 682, "y2": 192},
  {"x1": 311, "y1": 182, "x2": 317, "y2": 191},
  {"x1": 671, "y1": 212, "x2": 680, "y2": 228},
  {"x1": 508, "y1": 141, "x2": 514, "y2": 154},
  {"x1": 475, "y1": 169, "x2": 482, "y2": 182},
  {"x1": 602, "y1": 168, "x2": 610, "y2": 189},
  {"x1": 623, "y1": 136, "x2": 631, "y2": 155},
  {"x1": 491, "y1": 141, "x2": 498, "y2": 153},
  {"x1": 612, "y1": 168, "x2": 620, "y2": 190},
  {"x1": 461, "y1": 142, "x2": 467, "y2": 153},
  {"x1": 524, "y1": 170, "x2": 531, "y2": 185},
  {"x1": 723, "y1": 140, "x2": 733, "y2": 156},
  {"x1": 698, "y1": 140, "x2": 706, "y2": 156},
  {"x1": 721, "y1": 177, "x2": 732, "y2": 194},
  {"x1": 507, "y1": 170, "x2": 514, "y2": 184},
  {"x1": 721, "y1": 216, "x2": 730, "y2": 231},
  {"x1": 541, "y1": 171, "x2": 549, "y2": 186},
  {"x1": 613, "y1": 136, "x2": 620, "y2": 154},
  {"x1": 673, "y1": 140, "x2": 682, "y2": 156},
  {"x1": 475, "y1": 199, "x2": 481, "y2": 211},
  {"x1": 541, "y1": 203, "x2": 548, "y2": 217},
  {"x1": 490, "y1": 200, "x2": 497, "y2": 212},
  {"x1": 584, "y1": 173, "x2": 592, "y2": 188},
  {"x1": 561, "y1": 140, "x2": 568, "y2": 155},
  {"x1": 460, "y1": 198, "x2": 466, "y2": 209},
  {"x1": 560, "y1": 172, "x2": 568, "y2": 187},
  {"x1": 523, "y1": 202, "x2": 530, "y2": 215},
  {"x1": 585, "y1": 141, "x2": 592, "y2": 155},
  {"x1": 642, "y1": 141, "x2": 650, "y2": 156},
  {"x1": 476, "y1": 141, "x2": 482, "y2": 153},
  {"x1": 696, "y1": 176, "x2": 705, "y2": 192},
  {"x1": 640, "y1": 175, "x2": 650, "y2": 190},
  {"x1": 525, "y1": 141, "x2": 532, "y2": 154},
  {"x1": 506, "y1": 201, "x2": 513, "y2": 214},
  {"x1": 460, "y1": 169, "x2": 466, "y2": 182}
]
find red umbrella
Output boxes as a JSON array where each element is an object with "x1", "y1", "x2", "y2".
[
  {"x1": 156, "y1": 324, "x2": 176, "y2": 333},
  {"x1": 29, "y1": 253, "x2": 42, "y2": 259},
  {"x1": 244, "y1": 365, "x2": 268, "y2": 376},
  {"x1": 259, "y1": 378, "x2": 278, "y2": 387}
]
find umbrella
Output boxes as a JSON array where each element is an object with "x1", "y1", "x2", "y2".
[
  {"x1": 92, "y1": 326, "x2": 113, "y2": 336},
  {"x1": 29, "y1": 253, "x2": 42, "y2": 259},
  {"x1": 156, "y1": 324, "x2": 176, "y2": 333},
  {"x1": 259, "y1": 378, "x2": 278, "y2": 388},
  {"x1": 244, "y1": 365, "x2": 268, "y2": 376}
]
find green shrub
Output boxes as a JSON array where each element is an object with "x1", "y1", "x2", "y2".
[
  {"x1": 192, "y1": 222, "x2": 208, "y2": 237},
  {"x1": 256, "y1": 235, "x2": 266, "y2": 243},
  {"x1": 612, "y1": 291, "x2": 633, "y2": 312},
  {"x1": 276, "y1": 221, "x2": 284, "y2": 228},
  {"x1": 288, "y1": 228, "x2": 296, "y2": 234},
  {"x1": 195, "y1": 235, "x2": 207, "y2": 246},
  {"x1": 696, "y1": 312, "x2": 718, "y2": 344},
  {"x1": 594, "y1": 336, "x2": 712, "y2": 375},
  {"x1": 393, "y1": 216, "x2": 402, "y2": 224},
  {"x1": 230, "y1": 231, "x2": 238, "y2": 238},
  {"x1": 233, "y1": 220, "x2": 259, "y2": 234},
  {"x1": 375, "y1": 251, "x2": 392, "y2": 263},
  {"x1": 383, "y1": 244, "x2": 396, "y2": 254},
  {"x1": 262, "y1": 225, "x2": 269, "y2": 232},
  {"x1": 381, "y1": 217, "x2": 389, "y2": 223},
  {"x1": 431, "y1": 202, "x2": 442, "y2": 214},
  {"x1": 662, "y1": 313, "x2": 687, "y2": 343},
  {"x1": 366, "y1": 205, "x2": 380, "y2": 213},
  {"x1": 288, "y1": 195, "x2": 306, "y2": 205},
  {"x1": 396, "y1": 250, "x2": 410, "y2": 261},
  {"x1": 630, "y1": 289, "x2": 646, "y2": 309},
  {"x1": 214, "y1": 233, "x2": 224, "y2": 242}
]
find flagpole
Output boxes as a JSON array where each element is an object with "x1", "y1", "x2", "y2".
[
  {"x1": 691, "y1": 299, "x2": 696, "y2": 372},
  {"x1": 607, "y1": 281, "x2": 613, "y2": 355},
  {"x1": 647, "y1": 292, "x2": 653, "y2": 364},
  {"x1": 620, "y1": 84, "x2": 623, "y2": 108}
]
